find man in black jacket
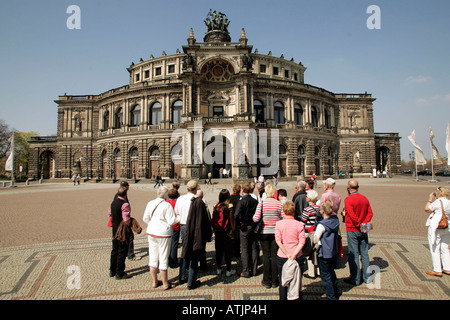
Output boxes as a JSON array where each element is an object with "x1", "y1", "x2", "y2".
[
  {"x1": 234, "y1": 182, "x2": 259, "y2": 278},
  {"x1": 292, "y1": 180, "x2": 307, "y2": 221},
  {"x1": 180, "y1": 194, "x2": 212, "y2": 289}
]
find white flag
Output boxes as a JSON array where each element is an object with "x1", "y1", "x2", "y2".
[
  {"x1": 446, "y1": 123, "x2": 450, "y2": 166},
  {"x1": 4, "y1": 134, "x2": 13, "y2": 171},
  {"x1": 407, "y1": 130, "x2": 427, "y2": 165},
  {"x1": 430, "y1": 127, "x2": 444, "y2": 165}
]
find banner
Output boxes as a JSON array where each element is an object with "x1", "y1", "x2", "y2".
[
  {"x1": 446, "y1": 123, "x2": 450, "y2": 166},
  {"x1": 407, "y1": 130, "x2": 427, "y2": 165},
  {"x1": 430, "y1": 127, "x2": 444, "y2": 165},
  {"x1": 4, "y1": 134, "x2": 13, "y2": 171}
]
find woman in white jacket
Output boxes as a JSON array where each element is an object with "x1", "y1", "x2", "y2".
[
  {"x1": 424, "y1": 187, "x2": 450, "y2": 277},
  {"x1": 143, "y1": 186, "x2": 180, "y2": 289}
]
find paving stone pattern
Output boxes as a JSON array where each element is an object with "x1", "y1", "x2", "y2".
[{"x1": 0, "y1": 178, "x2": 449, "y2": 300}]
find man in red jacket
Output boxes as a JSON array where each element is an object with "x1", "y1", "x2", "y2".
[{"x1": 341, "y1": 179, "x2": 373, "y2": 286}]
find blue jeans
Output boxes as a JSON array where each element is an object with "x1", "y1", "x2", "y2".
[
  {"x1": 178, "y1": 225, "x2": 187, "y2": 281},
  {"x1": 169, "y1": 227, "x2": 180, "y2": 268},
  {"x1": 347, "y1": 231, "x2": 370, "y2": 285},
  {"x1": 318, "y1": 255, "x2": 339, "y2": 300}
]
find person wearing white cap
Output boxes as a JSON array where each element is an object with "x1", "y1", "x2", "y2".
[{"x1": 319, "y1": 178, "x2": 341, "y2": 216}]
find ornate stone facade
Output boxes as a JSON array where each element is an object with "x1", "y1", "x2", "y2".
[{"x1": 29, "y1": 13, "x2": 401, "y2": 181}]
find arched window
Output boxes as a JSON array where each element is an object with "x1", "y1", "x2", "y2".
[
  {"x1": 314, "y1": 146, "x2": 321, "y2": 156},
  {"x1": 103, "y1": 111, "x2": 109, "y2": 130},
  {"x1": 172, "y1": 100, "x2": 183, "y2": 124},
  {"x1": 151, "y1": 102, "x2": 162, "y2": 125},
  {"x1": 311, "y1": 106, "x2": 318, "y2": 127},
  {"x1": 254, "y1": 99, "x2": 264, "y2": 123},
  {"x1": 130, "y1": 105, "x2": 141, "y2": 127},
  {"x1": 274, "y1": 101, "x2": 285, "y2": 124},
  {"x1": 297, "y1": 145, "x2": 306, "y2": 176},
  {"x1": 294, "y1": 103, "x2": 303, "y2": 125},
  {"x1": 115, "y1": 108, "x2": 123, "y2": 129},
  {"x1": 279, "y1": 145, "x2": 287, "y2": 155}
]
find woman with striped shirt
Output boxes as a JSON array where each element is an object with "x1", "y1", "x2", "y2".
[
  {"x1": 253, "y1": 184, "x2": 285, "y2": 288},
  {"x1": 301, "y1": 190, "x2": 321, "y2": 233}
]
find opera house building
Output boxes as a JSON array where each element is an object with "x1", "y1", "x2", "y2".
[{"x1": 29, "y1": 11, "x2": 401, "y2": 182}]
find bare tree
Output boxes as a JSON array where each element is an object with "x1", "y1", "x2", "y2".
[{"x1": 0, "y1": 119, "x2": 13, "y2": 159}]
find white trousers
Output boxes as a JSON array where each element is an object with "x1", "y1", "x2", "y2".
[
  {"x1": 148, "y1": 236, "x2": 172, "y2": 270},
  {"x1": 428, "y1": 228, "x2": 450, "y2": 273}
]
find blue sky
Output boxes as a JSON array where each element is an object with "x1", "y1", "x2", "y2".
[{"x1": 0, "y1": 0, "x2": 449, "y2": 162}]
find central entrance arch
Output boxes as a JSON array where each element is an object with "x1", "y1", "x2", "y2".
[{"x1": 204, "y1": 135, "x2": 232, "y2": 178}]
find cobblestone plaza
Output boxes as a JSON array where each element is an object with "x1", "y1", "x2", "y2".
[{"x1": 0, "y1": 177, "x2": 449, "y2": 301}]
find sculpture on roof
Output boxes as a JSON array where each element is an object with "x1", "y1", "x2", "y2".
[{"x1": 204, "y1": 9, "x2": 230, "y2": 34}]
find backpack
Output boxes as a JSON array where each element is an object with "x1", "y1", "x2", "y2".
[{"x1": 211, "y1": 204, "x2": 229, "y2": 232}]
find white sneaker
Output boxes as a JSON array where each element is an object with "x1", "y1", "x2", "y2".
[
  {"x1": 226, "y1": 269, "x2": 236, "y2": 277},
  {"x1": 217, "y1": 268, "x2": 223, "y2": 275}
]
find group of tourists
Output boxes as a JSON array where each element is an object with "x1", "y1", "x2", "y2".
[{"x1": 107, "y1": 176, "x2": 450, "y2": 300}]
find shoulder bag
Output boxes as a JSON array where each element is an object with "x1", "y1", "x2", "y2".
[
  {"x1": 253, "y1": 201, "x2": 264, "y2": 234},
  {"x1": 437, "y1": 200, "x2": 449, "y2": 229}
]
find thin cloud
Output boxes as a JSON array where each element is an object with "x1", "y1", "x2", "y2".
[
  {"x1": 445, "y1": 94, "x2": 450, "y2": 102},
  {"x1": 406, "y1": 75, "x2": 432, "y2": 84}
]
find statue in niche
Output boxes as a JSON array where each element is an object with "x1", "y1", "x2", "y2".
[
  {"x1": 242, "y1": 54, "x2": 254, "y2": 70},
  {"x1": 182, "y1": 53, "x2": 194, "y2": 70}
]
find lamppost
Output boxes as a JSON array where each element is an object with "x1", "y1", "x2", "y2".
[
  {"x1": 344, "y1": 152, "x2": 351, "y2": 178},
  {"x1": 409, "y1": 150, "x2": 419, "y2": 181},
  {"x1": 110, "y1": 153, "x2": 116, "y2": 181},
  {"x1": 95, "y1": 154, "x2": 101, "y2": 181},
  {"x1": 84, "y1": 153, "x2": 90, "y2": 181}
]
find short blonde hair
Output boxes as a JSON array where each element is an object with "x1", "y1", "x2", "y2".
[
  {"x1": 265, "y1": 183, "x2": 276, "y2": 197},
  {"x1": 320, "y1": 200, "x2": 334, "y2": 216},
  {"x1": 437, "y1": 187, "x2": 450, "y2": 199},
  {"x1": 186, "y1": 180, "x2": 198, "y2": 192},
  {"x1": 283, "y1": 201, "x2": 295, "y2": 216}
]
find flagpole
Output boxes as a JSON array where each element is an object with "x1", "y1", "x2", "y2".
[
  {"x1": 10, "y1": 132, "x2": 16, "y2": 188},
  {"x1": 430, "y1": 129, "x2": 437, "y2": 183},
  {"x1": 414, "y1": 151, "x2": 419, "y2": 181}
]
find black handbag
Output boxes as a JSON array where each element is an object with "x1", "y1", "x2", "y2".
[{"x1": 253, "y1": 200, "x2": 263, "y2": 234}]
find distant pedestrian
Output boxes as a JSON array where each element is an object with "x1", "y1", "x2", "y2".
[
  {"x1": 154, "y1": 173, "x2": 162, "y2": 188},
  {"x1": 311, "y1": 172, "x2": 317, "y2": 189},
  {"x1": 76, "y1": 174, "x2": 81, "y2": 185},
  {"x1": 72, "y1": 174, "x2": 76, "y2": 186},
  {"x1": 424, "y1": 187, "x2": 450, "y2": 277},
  {"x1": 258, "y1": 173, "x2": 265, "y2": 186},
  {"x1": 207, "y1": 172, "x2": 212, "y2": 185},
  {"x1": 341, "y1": 179, "x2": 373, "y2": 286}
]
